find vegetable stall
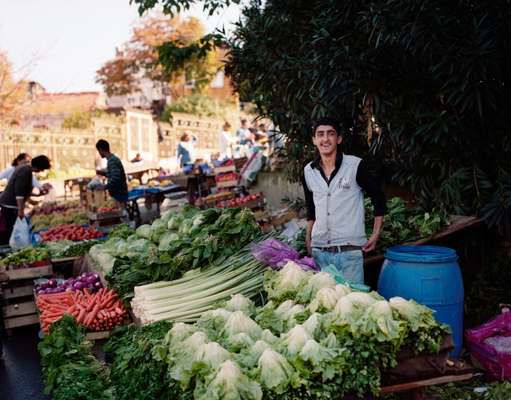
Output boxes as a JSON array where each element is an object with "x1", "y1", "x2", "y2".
[{"x1": 0, "y1": 196, "x2": 488, "y2": 399}]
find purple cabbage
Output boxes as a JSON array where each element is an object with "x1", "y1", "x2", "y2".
[{"x1": 251, "y1": 239, "x2": 319, "y2": 271}]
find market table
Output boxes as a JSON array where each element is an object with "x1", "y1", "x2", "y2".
[{"x1": 126, "y1": 184, "x2": 183, "y2": 223}]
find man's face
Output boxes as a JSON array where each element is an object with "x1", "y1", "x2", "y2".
[
  {"x1": 97, "y1": 149, "x2": 106, "y2": 158},
  {"x1": 20, "y1": 157, "x2": 31, "y2": 166},
  {"x1": 312, "y1": 125, "x2": 342, "y2": 156}
]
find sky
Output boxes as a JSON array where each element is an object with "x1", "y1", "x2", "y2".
[{"x1": 0, "y1": 0, "x2": 241, "y2": 93}]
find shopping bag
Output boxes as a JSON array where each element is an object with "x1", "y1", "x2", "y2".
[{"x1": 9, "y1": 217, "x2": 32, "y2": 249}]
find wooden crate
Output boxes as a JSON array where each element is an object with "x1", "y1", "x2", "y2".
[
  {"x1": 2, "y1": 300, "x2": 37, "y2": 318},
  {"x1": 85, "y1": 189, "x2": 110, "y2": 212},
  {"x1": 5, "y1": 265, "x2": 53, "y2": 281},
  {"x1": 214, "y1": 165, "x2": 236, "y2": 174},
  {"x1": 217, "y1": 179, "x2": 238, "y2": 189},
  {"x1": 3, "y1": 313, "x2": 39, "y2": 329},
  {"x1": 2, "y1": 283, "x2": 34, "y2": 299}
]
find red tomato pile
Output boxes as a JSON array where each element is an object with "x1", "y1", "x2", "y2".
[
  {"x1": 41, "y1": 224, "x2": 103, "y2": 242},
  {"x1": 217, "y1": 193, "x2": 263, "y2": 208}
]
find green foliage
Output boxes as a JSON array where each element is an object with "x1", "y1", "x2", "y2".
[
  {"x1": 104, "y1": 321, "x2": 177, "y2": 400},
  {"x1": 427, "y1": 379, "x2": 511, "y2": 400},
  {"x1": 38, "y1": 315, "x2": 115, "y2": 400},
  {"x1": 137, "y1": 0, "x2": 511, "y2": 233},
  {"x1": 464, "y1": 248, "x2": 511, "y2": 328},
  {"x1": 61, "y1": 111, "x2": 92, "y2": 129},
  {"x1": 160, "y1": 93, "x2": 237, "y2": 121}
]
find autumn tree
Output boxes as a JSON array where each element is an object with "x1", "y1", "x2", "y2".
[
  {"x1": 0, "y1": 51, "x2": 25, "y2": 124},
  {"x1": 96, "y1": 13, "x2": 220, "y2": 98}
]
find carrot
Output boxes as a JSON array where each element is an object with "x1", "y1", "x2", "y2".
[
  {"x1": 77, "y1": 308, "x2": 87, "y2": 324},
  {"x1": 85, "y1": 303, "x2": 101, "y2": 326}
]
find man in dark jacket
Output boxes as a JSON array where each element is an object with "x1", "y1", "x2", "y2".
[
  {"x1": 95, "y1": 139, "x2": 128, "y2": 206},
  {"x1": 0, "y1": 155, "x2": 51, "y2": 245}
]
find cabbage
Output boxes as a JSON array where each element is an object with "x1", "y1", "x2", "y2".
[
  {"x1": 224, "y1": 333, "x2": 254, "y2": 352},
  {"x1": 194, "y1": 342, "x2": 232, "y2": 371},
  {"x1": 169, "y1": 332, "x2": 209, "y2": 388},
  {"x1": 161, "y1": 209, "x2": 175, "y2": 223},
  {"x1": 298, "y1": 339, "x2": 344, "y2": 380},
  {"x1": 167, "y1": 215, "x2": 182, "y2": 231},
  {"x1": 238, "y1": 340, "x2": 273, "y2": 368},
  {"x1": 194, "y1": 360, "x2": 262, "y2": 400},
  {"x1": 165, "y1": 322, "x2": 197, "y2": 346},
  {"x1": 296, "y1": 272, "x2": 336, "y2": 303},
  {"x1": 389, "y1": 297, "x2": 436, "y2": 331},
  {"x1": 222, "y1": 311, "x2": 262, "y2": 340},
  {"x1": 197, "y1": 309, "x2": 233, "y2": 341},
  {"x1": 303, "y1": 313, "x2": 321, "y2": 337},
  {"x1": 334, "y1": 284, "x2": 352, "y2": 298},
  {"x1": 158, "y1": 232, "x2": 180, "y2": 251},
  {"x1": 261, "y1": 329, "x2": 279, "y2": 345},
  {"x1": 257, "y1": 348, "x2": 297, "y2": 394},
  {"x1": 136, "y1": 224, "x2": 152, "y2": 239},
  {"x1": 264, "y1": 261, "x2": 310, "y2": 301},
  {"x1": 332, "y1": 291, "x2": 385, "y2": 327},
  {"x1": 308, "y1": 287, "x2": 338, "y2": 313},
  {"x1": 321, "y1": 332, "x2": 339, "y2": 349},
  {"x1": 255, "y1": 300, "x2": 304, "y2": 334},
  {"x1": 150, "y1": 219, "x2": 168, "y2": 243},
  {"x1": 224, "y1": 294, "x2": 256, "y2": 316},
  {"x1": 281, "y1": 325, "x2": 312, "y2": 356},
  {"x1": 359, "y1": 300, "x2": 402, "y2": 343}
]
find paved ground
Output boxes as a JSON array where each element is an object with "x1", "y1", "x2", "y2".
[{"x1": 0, "y1": 325, "x2": 49, "y2": 400}]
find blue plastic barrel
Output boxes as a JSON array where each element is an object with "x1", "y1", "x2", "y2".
[{"x1": 377, "y1": 245, "x2": 464, "y2": 357}]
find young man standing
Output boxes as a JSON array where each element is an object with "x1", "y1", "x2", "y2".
[
  {"x1": 95, "y1": 139, "x2": 128, "y2": 207},
  {"x1": 302, "y1": 117, "x2": 385, "y2": 284}
]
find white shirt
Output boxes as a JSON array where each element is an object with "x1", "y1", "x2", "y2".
[
  {"x1": 218, "y1": 131, "x2": 235, "y2": 158},
  {"x1": 0, "y1": 166, "x2": 42, "y2": 190}
]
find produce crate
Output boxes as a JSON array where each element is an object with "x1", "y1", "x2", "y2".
[
  {"x1": 214, "y1": 165, "x2": 236, "y2": 174},
  {"x1": 2, "y1": 300, "x2": 37, "y2": 319},
  {"x1": 85, "y1": 189, "x2": 110, "y2": 212},
  {"x1": 4, "y1": 264, "x2": 53, "y2": 281},
  {"x1": 87, "y1": 210, "x2": 124, "y2": 220},
  {"x1": 216, "y1": 179, "x2": 238, "y2": 189},
  {"x1": 3, "y1": 313, "x2": 39, "y2": 329},
  {"x1": 1, "y1": 283, "x2": 34, "y2": 300}
]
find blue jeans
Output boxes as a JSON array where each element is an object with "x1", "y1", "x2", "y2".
[{"x1": 312, "y1": 248, "x2": 364, "y2": 284}]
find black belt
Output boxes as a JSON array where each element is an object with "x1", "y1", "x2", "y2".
[{"x1": 314, "y1": 245, "x2": 362, "y2": 253}]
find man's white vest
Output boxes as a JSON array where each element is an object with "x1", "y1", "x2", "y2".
[{"x1": 303, "y1": 154, "x2": 367, "y2": 247}]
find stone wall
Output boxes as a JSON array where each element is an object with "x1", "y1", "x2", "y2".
[{"x1": 0, "y1": 111, "x2": 223, "y2": 171}]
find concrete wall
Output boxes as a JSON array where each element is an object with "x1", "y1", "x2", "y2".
[{"x1": 252, "y1": 171, "x2": 303, "y2": 212}]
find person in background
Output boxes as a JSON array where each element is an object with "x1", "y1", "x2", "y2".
[
  {"x1": 235, "y1": 119, "x2": 253, "y2": 146},
  {"x1": 302, "y1": 117, "x2": 386, "y2": 285},
  {"x1": 131, "y1": 153, "x2": 143, "y2": 163},
  {"x1": 0, "y1": 153, "x2": 51, "y2": 194},
  {"x1": 0, "y1": 155, "x2": 51, "y2": 245},
  {"x1": 177, "y1": 131, "x2": 197, "y2": 169},
  {"x1": 218, "y1": 122, "x2": 237, "y2": 160},
  {"x1": 95, "y1": 139, "x2": 128, "y2": 208}
]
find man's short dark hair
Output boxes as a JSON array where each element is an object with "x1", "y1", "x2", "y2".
[
  {"x1": 31, "y1": 155, "x2": 51, "y2": 171},
  {"x1": 312, "y1": 117, "x2": 342, "y2": 136},
  {"x1": 96, "y1": 139, "x2": 110, "y2": 152}
]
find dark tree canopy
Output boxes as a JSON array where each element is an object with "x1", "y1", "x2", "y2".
[{"x1": 134, "y1": 0, "x2": 511, "y2": 234}]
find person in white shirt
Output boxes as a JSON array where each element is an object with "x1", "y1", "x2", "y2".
[
  {"x1": 235, "y1": 119, "x2": 254, "y2": 146},
  {"x1": 0, "y1": 153, "x2": 47, "y2": 193},
  {"x1": 218, "y1": 122, "x2": 237, "y2": 160}
]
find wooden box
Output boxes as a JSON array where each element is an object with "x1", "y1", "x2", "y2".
[
  {"x1": 5, "y1": 265, "x2": 53, "y2": 281},
  {"x1": 214, "y1": 165, "x2": 236, "y2": 174},
  {"x1": 85, "y1": 189, "x2": 110, "y2": 212},
  {"x1": 3, "y1": 314, "x2": 39, "y2": 329},
  {"x1": 2, "y1": 300, "x2": 37, "y2": 319},
  {"x1": 217, "y1": 180, "x2": 238, "y2": 189}
]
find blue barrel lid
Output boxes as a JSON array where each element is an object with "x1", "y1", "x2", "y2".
[{"x1": 385, "y1": 245, "x2": 458, "y2": 263}]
